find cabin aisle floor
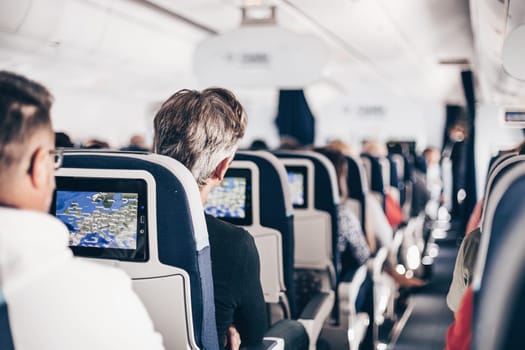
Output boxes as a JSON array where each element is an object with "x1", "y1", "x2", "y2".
[{"x1": 392, "y1": 231, "x2": 459, "y2": 350}]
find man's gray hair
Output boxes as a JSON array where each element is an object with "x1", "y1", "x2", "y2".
[{"x1": 153, "y1": 88, "x2": 247, "y2": 186}]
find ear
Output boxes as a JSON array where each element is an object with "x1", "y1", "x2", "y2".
[
  {"x1": 212, "y1": 157, "x2": 232, "y2": 182},
  {"x1": 28, "y1": 147, "x2": 52, "y2": 190}
]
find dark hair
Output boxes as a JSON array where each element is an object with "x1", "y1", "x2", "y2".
[
  {"x1": 0, "y1": 71, "x2": 53, "y2": 169},
  {"x1": 154, "y1": 88, "x2": 246, "y2": 186},
  {"x1": 82, "y1": 139, "x2": 110, "y2": 149},
  {"x1": 55, "y1": 132, "x2": 74, "y2": 148}
]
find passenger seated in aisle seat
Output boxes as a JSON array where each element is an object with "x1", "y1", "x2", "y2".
[
  {"x1": 0, "y1": 71, "x2": 164, "y2": 350},
  {"x1": 324, "y1": 142, "x2": 425, "y2": 288},
  {"x1": 314, "y1": 147, "x2": 371, "y2": 277},
  {"x1": 153, "y1": 88, "x2": 267, "y2": 349}
]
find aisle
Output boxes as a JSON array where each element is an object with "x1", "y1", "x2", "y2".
[{"x1": 392, "y1": 238, "x2": 458, "y2": 350}]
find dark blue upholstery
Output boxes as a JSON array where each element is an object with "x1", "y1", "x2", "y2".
[
  {"x1": 360, "y1": 154, "x2": 385, "y2": 209},
  {"x1": 235, "y1": 152, "x2": 297, "y2": 318},
  {"x1": 481, "y1": 175, "x2": 525, "y2": 287},
  {"x1": 345, "y1": 156, "x2": 366, "y2": 231},
  {"x1": 387, "y1": 156, "x2": 398, "y2": 189},
  {"x1": 62, "y1": 152, "x2": 218, "y2": 350},
  {"x1": 274, "y1": 151, "x2": 340, "y2": 279},
  {"x1": 0, "y1": 291, "x2": 14, "y2": 350},
  {"x1": 474, "y1": 172, "x2": 525, "y2": 349},
  {"x1": 388, "y1": 155, "x2": 406, "y2": 206}
]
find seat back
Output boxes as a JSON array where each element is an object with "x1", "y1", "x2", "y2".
[
  {"x1": 360, "y1": 154, "x2": 385, "y2": 210},
  {"x1": 345, "y1": 156, "x2": 368, "y2": 232},
  {"x1": 57, "y1": 151, "x2": 218, "y2": 350},
  {"x1": 234, "y1": 151, "x2": 297, "y2": 318},
  {"x1": 473, "y1": 162, "x2": 525, "y2": 350},
  {"x1": 204, "y1": 159, "x2": 287, "y2": 316},
  {"x1": 473, "y1": 210, "x2": 525, "y2": 350},
  {"x1": 275, "y1": 150, "x2": 340, "y2": 279}
]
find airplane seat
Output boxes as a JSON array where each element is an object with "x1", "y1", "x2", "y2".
[
  {"x1": 275, "y1": 150, "x2": 371, "y2": 350},
  {"x1": 389, "y1": 154, "x2": 406, "y2": 207},
  {"x1": 56, "y1": 150, "x2": 218, "y2": 350},
  {"x1": 401, "y1": 154, "x2": 415, "y2": 220},
  {"x1": 234, "y1": 151, "x2": 297, "y2": 320},
  {"x1": 472, "y1": 160, "x2": 525, "y2": 350},
  {"x1": 360, "y1": 154, "x2": 386, "y2": 211},
  {"x1": 473, "y1": 212, "x2": 525, "y2": 350},
  {"x1": 345, "y1": 156, "x2": 368, "y2": 233},
  {"x1": 275, "y1": 151, "x2": 340, "y2": 283}
]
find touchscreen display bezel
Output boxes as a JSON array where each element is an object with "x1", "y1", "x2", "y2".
[
  {"x1": 286, "y1": 165, "x2": 308, "y2": 209},
  {"x1": 51, "y1": 176, "x2": 149, "y2": 262},
  {"x1": 204, "y1": 168, "x2": 253, "y2": 226}
]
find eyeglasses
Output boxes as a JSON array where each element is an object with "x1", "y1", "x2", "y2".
[
  {"x1": 50, "y1": 148, "x2": 64, "y2": 170},
  {"x1": 27, "y1": 148, "x2": 64, "y2": 175}
]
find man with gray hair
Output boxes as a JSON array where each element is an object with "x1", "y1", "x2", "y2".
[
  {"x1": 0, "y1": 71, "x2": 164, "y2": 349},
  {"x1": 154, "y1": 88, "x2": 268, "y2": 349}
]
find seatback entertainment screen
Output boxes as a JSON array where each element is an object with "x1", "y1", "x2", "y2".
[
  {"x1": 51, "y1": 177, "x2": 148, "y2": 261},
  {"x1": 204, "y1": 168, "x2": 253, "y2": 225},
  {"x1": 286, "y1": 166, "x2": 308, "y2": 209}
]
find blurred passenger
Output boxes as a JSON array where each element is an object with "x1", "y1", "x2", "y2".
[
  {"x1": 153, "y1": 88, "x2": 267, "y2": 349},
  {"x1": 362, "y1": 140, "x2": 388, "y2": 158},
  {"x1": 314, "y1": 147, "x2": 371, "y2": 279},
  {"x1": 83, "y1": 138, "x2": 110, "y2": 149},
  {"x1": 0, "y1": 71, "x2": 164, "y2": 349},
  {"x1": 326, "y1": 139, "x2": 355, "y2": 157},
  {"x1": 316, "y1": 147, "x2": 424, "y2": 288},
  {"x1": 423, "y1": 147, "x2": 442, "y2": 202},
  {"x1": 278, "y1": 135, "x2": 302, "y2": 150},
  {"x1": 54, "y1": 131, "x2": 74, "y2": 148},
  {"x1": 121, "y1": 134, "x2": 150, "y2": 152},
  {"x1": 248, "y1": 139, "x2": 269, "y2": 151}
]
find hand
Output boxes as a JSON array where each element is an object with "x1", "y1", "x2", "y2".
[{"x1": 226, "y1": 325, "x2": 241, "y2": 350}]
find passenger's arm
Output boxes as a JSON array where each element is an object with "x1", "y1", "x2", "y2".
[
  {"x1": 234, "y1": 235, "x2": 268, "y2": 347},
  {"x1": 446, "y1": 229, "x2": 481, "y2": 316},
  {"x1": 446, "y1": 240, "x2": 468, "y2": 314}
]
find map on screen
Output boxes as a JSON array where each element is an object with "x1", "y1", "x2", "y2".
[
  {"x1": 55, "y1": 191, "x2": 138, "y2": 250},
  {"x1": 287, "y1": 171, "x2": 304, "y2": 206},
  {"x1": 205, "y1": 177, "x2": 246, "y2": 218}
]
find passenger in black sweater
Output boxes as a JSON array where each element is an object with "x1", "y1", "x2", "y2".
[
  {"x1": 205, "y1": 214, "x2": 267, "y2": 346},
  {"x1": 153, "y1": 88, "x2": 267, "y2": 349}
]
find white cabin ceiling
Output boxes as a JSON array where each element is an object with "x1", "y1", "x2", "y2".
[
  {"x1": 0, "y1": 0, "x2": 475, "y2": 104},
  {"x1": 146, "y1": 0, "x2": 474, "y2": 103}
]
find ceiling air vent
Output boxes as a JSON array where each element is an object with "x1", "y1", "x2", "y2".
[{"x1": 438, "y1": 58, "x2": 471, "y2": 65}]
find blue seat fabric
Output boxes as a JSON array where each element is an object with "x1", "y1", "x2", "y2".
[{"x1": 235, "y1": 153, "x2": 297, "y2": 318}]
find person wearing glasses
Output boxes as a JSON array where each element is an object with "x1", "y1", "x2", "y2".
[{"x1": 0, "y1": 71, "x2": 165, "y2": 349}]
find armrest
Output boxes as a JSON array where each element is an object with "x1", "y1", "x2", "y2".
[
  {"x1": 264, "y1": 319, "x2": 309, "y2": 350},
  {"x1": 240, "y1": 338, "x2": 284, "y2": 350},
  {"x1": 299, "y1": 292, "x2": 331, "y2": 320},
  {"x1": 297, "y1": 291, "x2": 335, "y2": 350},
  {"x1": 371, "y1": 247, "x2": 389, "y2": 281},
  {"x1": 338, "y1": 264, "x2": 369, "y2": 315}
]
